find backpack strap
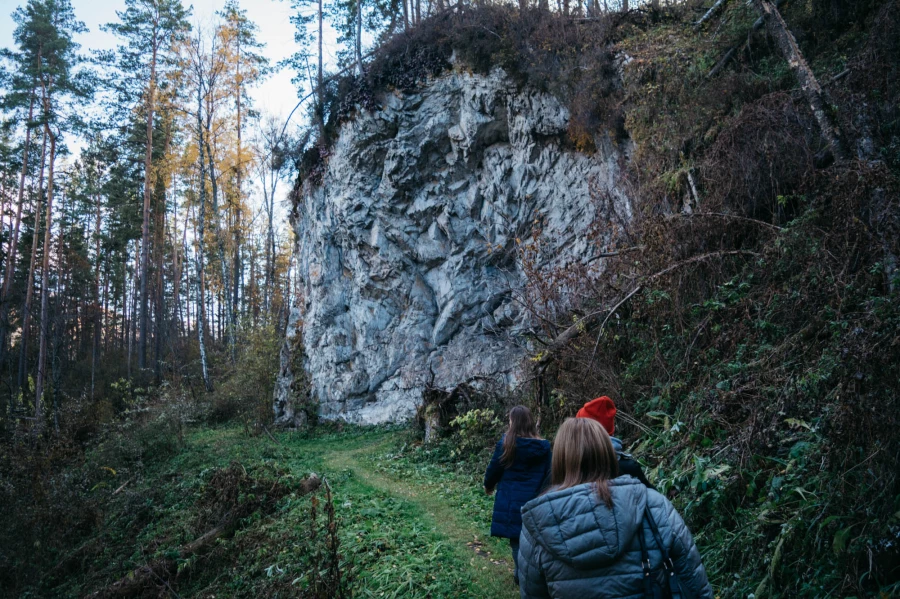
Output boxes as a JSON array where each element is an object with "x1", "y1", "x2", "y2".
[
  {"x1": 644, "y1": 505, "x2": 684, "y2": 596},
  {"x1": 637, "y1": 513, "x2": 654, "y2": 599}
]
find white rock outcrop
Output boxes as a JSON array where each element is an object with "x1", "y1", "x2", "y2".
[{"x1": 280, "y1": 67, "x2": 631, "y2": 424}]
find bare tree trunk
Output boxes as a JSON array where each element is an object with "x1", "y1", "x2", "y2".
[
  {"x1": 356, "y1": 0, "x2": 364, "y2": 74},
  {"x1": 18, "y1": 129, "x2": 49, "y2": 393},
  {"x1": 196, "y1": 87, "x2": 212, "y2": 392},
  {"x1": 750, "y1": 0, "x2": 847, "y2": 160},
  {"x1": 204, "y1": 130, "x2": 236, "y2": 364},
  {"x1": 695, "y1": 0, "x2": 730, "y2": 28},
  {"x1": 0, "y1": 92, "x2": 36, "y2": 366},
  {"x1": 34, "y1": 129, "x2": 57, "y2": 428},
  {"x1": 707, "y1": 0, "x2": 785, "y2": 79},
  {"x1": 233, "y1": 34, "x2": 243, "y2": 338},
  {"x1": 317, "y1": 0, "x2": 326, "y2": 136},
  {"x1": 171, "y1": 177, "x2": 183, "y2": 341},
  {"x1": 138, "y1": 39, "x2": 159, "y2": 371},
  {"x1": 262, "y1": 178, "x2": 272, "y2": 314},
  {"x1": 91, "y1": 190, "x2": 102, "y2": 399},
  {"x1": 249, "y1": 238, "x2": 258, "y2": 324}
]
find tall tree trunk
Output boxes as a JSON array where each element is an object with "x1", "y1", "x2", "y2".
[
  {"x1": 171, "y1": 176, "x2": 183, "y2": 341},
  {"x1": 0, "y1": 91, "x2": 37, "y2": 366},
  {"x1": 750, "y1": 0, "x2": 847, "y2": 160},
  {"x1": 91, "y1": 190, "x2": 101, "y2": 399},
  {"x1": 249, "y1": 239, "x2": 258, "y2": 324},
  {"x1": 264, "y1": 164, "x2": 276, "y2": 315},
  {"x1": 18, "y1": 129, "x2": 49, "y2": 393},
  {"x1": 233, "y1": 35, "x2": 243, "y2": 336},
  {"x1": 203, "y1": 130, "x2": 236, "y2": 364},
  {"x1": 196, "y1": 88, "x2": 212, "y2": 392},
  {"x1": 356, "y1": 0, "x2": 363, "y2": 74},
  {"x1": 138, "y1": 37, "x2": 159, "y2": 371},
  {"x1": 317, "y1": 0, "x2": 326, "y2": 136},
  {"x1": 34, "y1": 129, "x2": 57, "y2": 428}
]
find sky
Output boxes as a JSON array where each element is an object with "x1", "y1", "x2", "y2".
[
  {"x1": 0, "y1": 0, "x2": 345, "y2": 225},
  {"x1": 0, "y1": 0, "x2": 341, "y2": 121}
]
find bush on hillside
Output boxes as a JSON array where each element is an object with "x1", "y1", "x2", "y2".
[{"x1": 382, "y1": 2, "x2": 900, "y2": 596}]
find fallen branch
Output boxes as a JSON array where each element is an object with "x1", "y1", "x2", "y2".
[
  {"x1": 584, "y1": 246, "x2": 646, "y2": 264},
  {"x1": 677, "y1": 211, "x2": 783, "y2": 232},
  {"x1": 263, "y1": 425, "x2": 282, "y2": 446},
  {"x1": 686, "y1": 170, "x2": 701, "y2": 207},
  {"x1": 112, "y1": 478, "x2": 133, "y2": 496},
  {"x1": 647, "y1": 250, "x2": 759, "y2": 281},
  {"x1": 535, "y1": 250, "x2": 759, "y2": 368},
  {"x1": 826, "y1": 68, "x2": 850, "y2": 86},
  {"x1": 707, "y1": 0, "x2": 786, "y2": 79},
  {"x1": 749, "y1": 0, "x2": 847, "y2": 160},
  {"x1": 587, "y1": 284, "x2": 644, "y2": 367},
  {"x1": 91, "y1": 473, "x2": 321, "y2": 598},
  {"x1": 694, "y1": 0, "x2": 731, "y2": 29}
]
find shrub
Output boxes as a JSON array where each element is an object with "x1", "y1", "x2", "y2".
[
  {"x1": 449, "y1": 408, "x2": 503, "y2": 458},
  {"x1": 205, "y1": 324, "x2": 282, "y2": 429}
]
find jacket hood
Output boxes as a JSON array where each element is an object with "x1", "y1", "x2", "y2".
[
  {"x1": 610, "y1": 436, "x2": 624, "y2": 452},
  {"x1": 507, "y1": 436, "x2": 551, "y2": 462},
  {"x1": 520, "y1": 477, "x2": 647, "y2": 570}
]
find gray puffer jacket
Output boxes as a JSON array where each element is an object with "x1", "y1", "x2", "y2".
[{"x1": 518, "y1": 476, "x2": 713, "y2": 599}]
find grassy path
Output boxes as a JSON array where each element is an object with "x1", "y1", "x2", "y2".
[
  {"x1": 311, "y1": 433, "x2": 520, "y2": 599},
  {"x1": 44, "y1": 425, "x2": 520, "y2": 598}
]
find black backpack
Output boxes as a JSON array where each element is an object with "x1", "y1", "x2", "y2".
[{"x1": 637, "y1": 505, "x2": 688, "y2": 599}]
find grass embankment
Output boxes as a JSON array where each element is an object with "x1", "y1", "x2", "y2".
[{"x1": 40, "y1": 424, "x2": 517, "y2": 599}]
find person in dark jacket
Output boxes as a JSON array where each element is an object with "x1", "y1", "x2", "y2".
[
  {"x1": 518, "y1": 418, "x2": 713, "y2": 599},
  {"x1": 577, "y1": 396, "x2": 654, "y2": 488},
  {"x1": 484, "y1": 405, "x2": 552, "y2": 586}
]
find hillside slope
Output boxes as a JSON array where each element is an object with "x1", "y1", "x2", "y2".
[{"x1": 280, "y1": 2, "x2": 900, "y2": 596}]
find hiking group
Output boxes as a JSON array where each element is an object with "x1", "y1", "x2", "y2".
[{"x1": 483, "y1": 397, "x2": 714, "y2": 599}]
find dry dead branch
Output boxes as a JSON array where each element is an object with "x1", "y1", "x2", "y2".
[
  {"x1": 91, "y1": 473, "x2": 321, "y2": 598},
  {"x1": 749, "y1": 0, "x2": 847, "y2": 160},
  {"x1": 707, "y1": 0, "x2": 786, "y2": 79},
  {"x1": 694, "y1": 0, "x2": 731, "y2": 29}
]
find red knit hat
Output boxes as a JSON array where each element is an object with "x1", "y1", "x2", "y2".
[{"x1": 576, "y1": 396, "x2": 616, "y2": 435}]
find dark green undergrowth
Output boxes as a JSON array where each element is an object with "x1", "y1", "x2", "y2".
[{"x1": 1, "y1": 411, "x2": 519, "y2": 598}]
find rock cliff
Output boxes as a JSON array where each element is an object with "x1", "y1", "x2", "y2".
[{"x1": 277, "y1": 67, "x2": 632, "y2": 425}]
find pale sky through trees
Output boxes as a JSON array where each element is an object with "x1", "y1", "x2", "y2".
[
  {"x1": 0, "y1": 0, "x2": 343, "y2": 230},
  {"x1": 0, "y1": 0, "x2": 341, "y2": 120}
]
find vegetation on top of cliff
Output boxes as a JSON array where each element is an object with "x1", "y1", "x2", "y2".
[{"x1": 295, "y1": 4, "x2": 634, "y2": 184}]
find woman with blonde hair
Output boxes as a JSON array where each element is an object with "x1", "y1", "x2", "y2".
[{"x1": 517, "y1": 418, "x2": 712, "y2": 598}]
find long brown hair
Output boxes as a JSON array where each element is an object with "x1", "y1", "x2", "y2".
[
  {"x1": 500, "y1": 405, "x2": 539, "y2": 467},
  {"x1": 551, "y1": 417, "x2": 619, "y2": 507}
]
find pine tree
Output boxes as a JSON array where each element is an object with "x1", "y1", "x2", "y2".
[
  {"x1": 14, "y1": 0, "x2": 91, "y2": 427},
  {"x1": 103, "y1": 0, "x2": 190, "y2": 373}
]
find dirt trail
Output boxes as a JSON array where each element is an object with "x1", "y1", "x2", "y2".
[{"x1": 323, "y1": 439, "x2": 520, "y2": 599}]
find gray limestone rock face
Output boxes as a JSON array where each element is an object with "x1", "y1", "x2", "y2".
[{"x1": 284, "y1": 67, "x2": 631, "y2": 425}]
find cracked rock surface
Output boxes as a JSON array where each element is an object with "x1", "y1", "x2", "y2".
[{"x1": 283, "y1": 67, "x2": 631, "y2": 424}]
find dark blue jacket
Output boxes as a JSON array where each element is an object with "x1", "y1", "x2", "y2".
[{"x1": 484, "y1": 436, "x2": 552, "y2": 539}]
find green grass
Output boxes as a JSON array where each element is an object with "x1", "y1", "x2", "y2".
[{"x1": 37, "y1": 423, "x2": 518, "y2": 598}]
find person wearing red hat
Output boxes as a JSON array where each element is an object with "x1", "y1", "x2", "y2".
[{"x1": 576, "y1": 396, "x2": 653, "y2": 488}]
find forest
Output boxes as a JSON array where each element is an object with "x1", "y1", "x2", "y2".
[{"x1": 1, "y1": 0, "x2": 898, "y2": 597}]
